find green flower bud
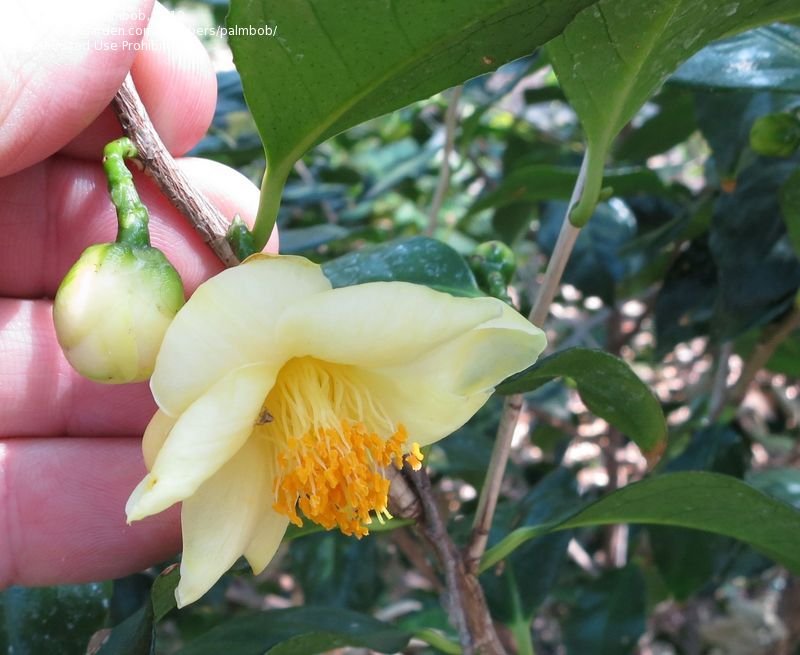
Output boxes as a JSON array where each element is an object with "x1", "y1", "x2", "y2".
[
  {"x1": 749, "y1": 112, "x2": 800, "y2": 158},
  {"x1": 469, "y1": 240, "x2": 517, "y2": 304},
  {"x1": 472, "y1": 240, "x2": 516, "y2": 282},
  {"x1": 54, "y1": 242, "x2": 185, "y2": 383}
]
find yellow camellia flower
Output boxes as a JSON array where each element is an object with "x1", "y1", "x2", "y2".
[{"x1": 126, "y1": 255, "x2": 546, "y2": 606}]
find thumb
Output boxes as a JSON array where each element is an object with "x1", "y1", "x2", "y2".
[{"x1": 0, "y1": 0, "x2": 155, "y2": 177}]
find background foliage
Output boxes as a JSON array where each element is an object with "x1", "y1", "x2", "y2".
[{"x1": 5, "y1": 1, "x2": 800, "y2": 654}]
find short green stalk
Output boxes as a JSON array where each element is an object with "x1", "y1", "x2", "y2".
[
  {"x1": 103, "y1": 137, "x2": 151, "y2": 247},
  {"x1": 567, "y1": 142, "x2": 605, "y2": 227},
  {"x1": 250, "y1": 163, "x2": 292, "y2": 252}
]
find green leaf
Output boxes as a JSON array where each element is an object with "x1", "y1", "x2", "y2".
[
  {"x1": 614, "y1": 88, "x2": 697, "y2": 161},
  {"x1": 176, "y1": 607, "x2": 411, "y2": 655},
  {"x1": 482, "y1": 468, "x2": 579, "y2": 621},
  {"x1": 321, "y1": 236, "x2": 482, "y2": 296},
  {"x1": 546, "y1": 0, "x2": 800, "y2": 223},
  {"x1": 654, "y1": 236, "x2": 717, "y2": 356},
  {"x1": 151, "y1": 565, "x2": 180, "y2": 623},
  {"x1": 672, "y1": 23, "x2": 800, "y2": 93},
  {"x1": 693, "y1": 90, "x2": 799, "y2": 178},
  {"x1": 710, "y1": 158, "x2": 800, "y2": 338},
  {"x1": 482, "y1": 472, "x2": 800, "y2": 573},
  {"x1": 97, "y1": 566, "x2": 180, "y2": 655},
  {"x1": 780, "y1": 167, "x2": 800, "y2": 256},
  {"x1": 289, "y1": 532, "x2": 384, "y2": 612},
  {"x1": 1, "y1": 583, "x2": 110, "y2": 655},
  {"x1": 279, "y1": 225, "x2": 350, "y2": 254},
  {"x1": 497, "y1": 348, "x2": 667, "y2": 457},
  {"x1": 97, "y1": 603, "x2": 155, "y2": 655},
  {"x1": 469, "y1": 164, "x2": 671, "y2": 215},
  {"x1": 748, "y1": 468, "x2": 800, "y2": 509},
  {"x1": 537, "y1": 200, "x2": 641, "y2": 303},
  {"x1": 562, "y1": 565, "x2": 646, "y2": 655},
  {"x1": 648, "y1": 425, "x2": 749, "y2": 600},
  {"x1": 227, "y1": 0, "x2": 596, "y2": 245}
]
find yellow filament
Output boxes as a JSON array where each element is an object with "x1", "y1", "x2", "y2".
[
  {"x1": 261, "y1": 357, "x2": 425, "y2": 537},
  {"x1": 272, "y1": 421, "x2": 409, "y2": 537}
]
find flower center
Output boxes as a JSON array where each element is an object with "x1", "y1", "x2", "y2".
[{"x1": 256, "y1": 357, "x2": 423, "y2": 537}]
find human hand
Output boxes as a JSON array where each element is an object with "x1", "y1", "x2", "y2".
[{"x1": 0, "y1": 0, "x2": 277, "y2": 588}]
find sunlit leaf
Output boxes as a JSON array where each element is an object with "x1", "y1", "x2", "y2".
[
  {"x1": 482, "y1": 472, "x2": 800, "y2": 572},
  {"x1": 497, "y1": 348, "x2": 667, "y2": 458},
  {"x1": 322, "y1": 236, "x2": 481, "y2": 297}
]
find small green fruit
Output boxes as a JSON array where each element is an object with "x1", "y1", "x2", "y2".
[
  {"x1": 53, "y1": 242, "x2": 185, "y2": 383},
  {"x1": 749, "y1": 112, "x2": 800, "y2": 158}
]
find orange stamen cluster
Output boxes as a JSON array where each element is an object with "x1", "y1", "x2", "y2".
[{"x1": 272, "y1": 420, "x2": 422, "y2": 537}]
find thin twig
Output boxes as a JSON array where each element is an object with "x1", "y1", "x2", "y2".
[
  {"x1": 729, "y1": 307, "x2": 800, "y2": 407},
  {"x1": 465, "y1": 394, "x2": 523, "y2": 573},
  {"x1": 111, "y1": 74, "x2": 238, "y2": 266},
  {"x1": 465, "y1": 150, "x2": 591, "y2": 571},
  {"x1": 427, "y1": 86, "x2": 463, "y2": 236},
  {"x1": 406, "y1": 466, "x2": 506, "y2": 655}
]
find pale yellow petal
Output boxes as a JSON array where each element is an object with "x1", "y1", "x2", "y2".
[
  {"x1": 175, "y1": 438, "x2": 268, "y2": 607},
  {"x1": 277, "y1": 282, "x2": 502, "y2": 368},
  {"x1": 243, "y1": 506, "x2": 289, "y2": 575},
  {"x1": 126, "y1": 363, "x2": 274, "y2": 521},
  {"x1": 142, "y1": 411, "x2": 176, "y2": 471},
  {"x1": 152, "y1": 255, "x2": 330, "y2": 416},
  {"x1": 383, "y1": 300, "x2": 546, "y2": 396},
  {"x1": 356, "y1": 301, "x2": 546, "y2": 446},
  {"x1": 356, "y1": 369, "x2": 492, "y2": 447}
]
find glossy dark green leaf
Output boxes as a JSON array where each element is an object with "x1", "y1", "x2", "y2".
[
  {"x1": 545, "y1": 0, "x2": 800, "y2": 222},
  {"x1": 362, "y1": 135, "x2": 442, "y2": 200},
  {"x1": 748, "y1": 468, "x2": 800, "y2": 509},
  {"x1": 538, "y1": 200, "x2": 641, "y2": 303},
  {"x1": 321, "y1": 236, "x2": 481, "y2": 297},
  {"x1": 672, "y1": 23, "x2": 800, "y2": 93},
  {"x1": 710, "y1": 158, "x2": 800, "y2": 338},
  {"x1": 279, "y1": 225, "x2": 350, "y2": 254},
  {"x1": 190, "y1": 71, "x2": 263, "y2": 168},
  {"x1": 654, "y1": 236, "x2": 718, "y2": 356},
  {"x1": 1, "y1": 583, "x2": 110, "y2": 655},
  {"x1": 482, "y1": 468, "x2": 579, "y2": 621},
  {"x1": 693, "y1": 90, "x2": 800, "y2": 178},
  {"x1": 97, "y1": 566, "x2": 180, "y2": 655},
  {"x1": 482, "y1": 472, "x2": 800, "y2": 573},
  {"x1": 460, "y1": 56, "x2": 540, "y2": 145},
  {"x1": 563, "y1": 565, "x2": 646, "y2": 655},
  {"x1": 433, "y1": 399, "x2": 503, "y2": 488},
  {"x1": 497, "y1": 347, "x2": 667, "y2": 456},
  {"x1": 470, "y1": 164, "x2": 670, "y2": 215},
  {"x1": 780, "y1": 167, "x2": 800, "y2": 255},
  {"x1": 228, "y1": 0, "x2": 596, "y2": 235},
  {"x1": 491, "y1": 202, "x2": 536, "y2": 245},
  {"x1": 151, "y1": 566, "x2": 180, "y2": 623},
  {"x1": 648, "y1": 425, "x2": 749, "y2": 600},
  {"x1": 614, "y1": 88, "x2": 697, "y2": 161},
  {"x1": 649, "y1": 526, "x2": 722, "y2": 600},
  {"x1": 549, "y1": 0, "x2": 800, "y2": 154},
  {"x1": 289, "y1": 532, "x2": 384, "y2": 612},
  {"x1": 96, "y1": 603, "x2": 154, "y2": 655},
  {"x1": 176, "y1": 607, "x2": 411, "y2": 655}
]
